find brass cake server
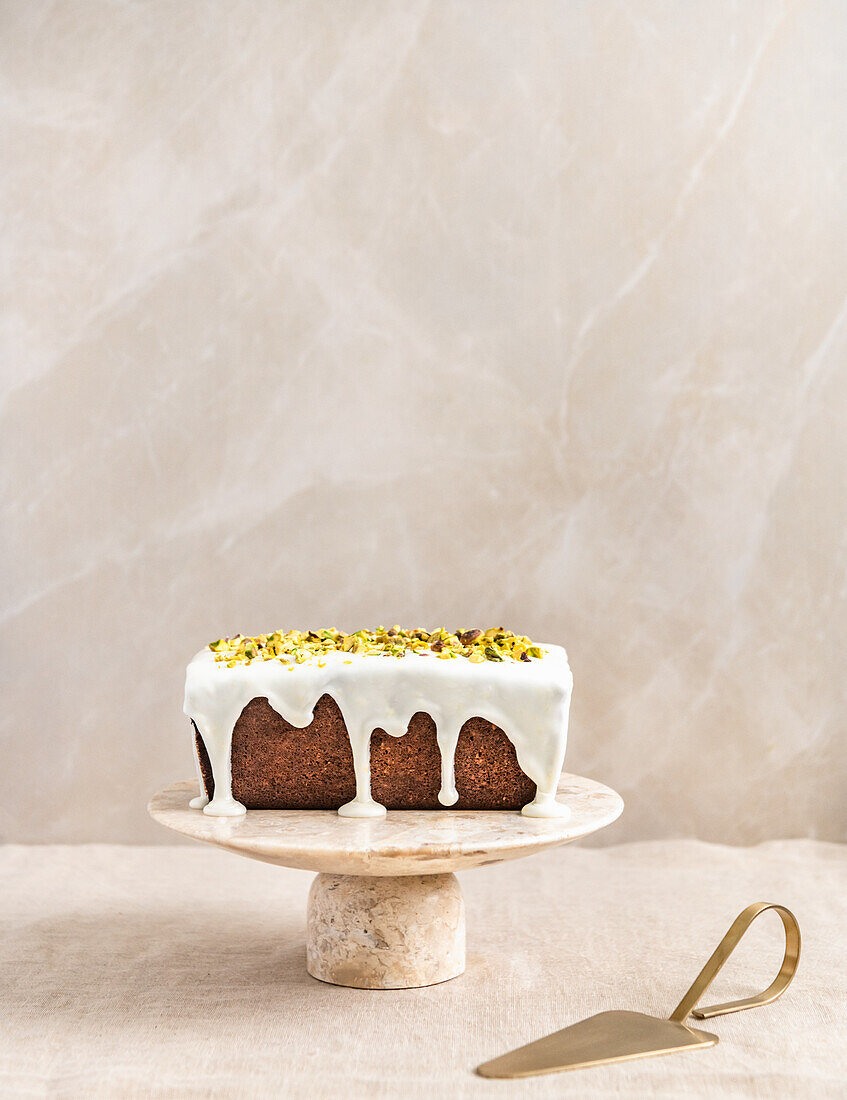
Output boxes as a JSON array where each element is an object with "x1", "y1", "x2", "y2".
[{"x1": 477, "y1": 901, "x2": 800, "y2": 1078}]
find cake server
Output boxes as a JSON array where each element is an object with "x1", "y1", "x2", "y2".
[{"x1": 477, "y1": 901, "x2": 800, "y2": 1078}]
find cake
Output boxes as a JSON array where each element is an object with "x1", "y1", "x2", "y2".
[{"x1": 184, "y1": 626, "x2": 573, "y2": 819}]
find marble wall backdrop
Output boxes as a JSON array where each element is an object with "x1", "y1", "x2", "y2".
[{"x1": 2, "y1": 1, "x2": 845, "y2": 844}]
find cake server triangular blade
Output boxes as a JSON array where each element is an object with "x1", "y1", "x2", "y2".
[{"x1": 476, "y1": 1010, "x2": 717, "y2": 1077}]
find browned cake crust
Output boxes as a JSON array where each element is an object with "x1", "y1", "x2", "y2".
[{"x1": 194, "y1": 694, "x2": 536, "y2": 810}]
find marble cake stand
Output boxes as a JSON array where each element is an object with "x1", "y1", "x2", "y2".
[{"x1": 148, "y1": 774, "x2": 623, "y2": 990}]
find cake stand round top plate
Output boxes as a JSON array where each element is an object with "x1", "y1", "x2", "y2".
[{"x1": 149, "y1": 775, "x2": 623, "y2": 876}]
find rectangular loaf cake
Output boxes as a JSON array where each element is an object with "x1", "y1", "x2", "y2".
[{"x1": 184, "y1": 627, "x2": 573, "y2": 819}]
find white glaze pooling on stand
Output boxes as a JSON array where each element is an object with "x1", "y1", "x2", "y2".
[{"x1": 183, "y1": 645, "x2": 573, "y2": 819}]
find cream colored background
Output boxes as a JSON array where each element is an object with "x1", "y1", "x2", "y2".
[{"x1": 2, "y1": 0, "x2": 845, "y2": 844}]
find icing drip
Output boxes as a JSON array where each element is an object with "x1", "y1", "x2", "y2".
[
  {"x1": 184, "y1": 645, "x2": 573, "y2": 819},
  {"x1": 435, "y1": 716, "x2": 463, "y2": 807},
  {"x1": 338, "y1": 717, "x2": 386, "y2": 818},
  {"x1": 189, "y1": 732, "x2": 210, "y2": 810}
]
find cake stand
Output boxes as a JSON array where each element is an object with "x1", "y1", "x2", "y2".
[{"x1": 148, "y1": 774, "x2": 623, "y2": 990}]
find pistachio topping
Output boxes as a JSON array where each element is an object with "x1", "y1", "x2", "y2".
[{"x1": 207, "y1": 627, "x2": 546, "y2": 667}]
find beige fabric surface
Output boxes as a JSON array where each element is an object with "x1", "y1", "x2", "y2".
[{"x1": 1, "y1": 840, "x2": 844, "y2": 1098}]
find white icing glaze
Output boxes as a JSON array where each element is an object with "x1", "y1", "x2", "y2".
[
  {"x1": 183, "y1": 644, "x2": 573, "y2": 819},
  {"x1": 189, "y1": 728, "x2": 210, "y2": 809}
]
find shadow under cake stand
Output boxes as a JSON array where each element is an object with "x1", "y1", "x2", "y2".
[{"x1": 149, "y1": 775, "x2": 623, "y2": 989}]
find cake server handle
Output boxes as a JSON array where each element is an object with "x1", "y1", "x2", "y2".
[{"x1": 668, "y1": 902, "x2": 800, "y2": 1023}]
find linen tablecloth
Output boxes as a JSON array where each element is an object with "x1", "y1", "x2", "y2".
[{"x1": 2, "y1": 840, "x2": 844, "y2": 1098}]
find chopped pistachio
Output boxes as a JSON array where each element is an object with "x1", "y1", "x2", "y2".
[{"x1": 208, "y1": 625, "x2": 545, "y2": 666}]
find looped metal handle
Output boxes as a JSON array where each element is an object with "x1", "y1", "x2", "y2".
[{"x1": 669, "y1": 902, "x2": 801, "y2": 1024}]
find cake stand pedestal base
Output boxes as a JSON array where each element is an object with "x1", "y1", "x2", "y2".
[{"x1": 306, "y1": 872, "x2": 465, "y2": 989}]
